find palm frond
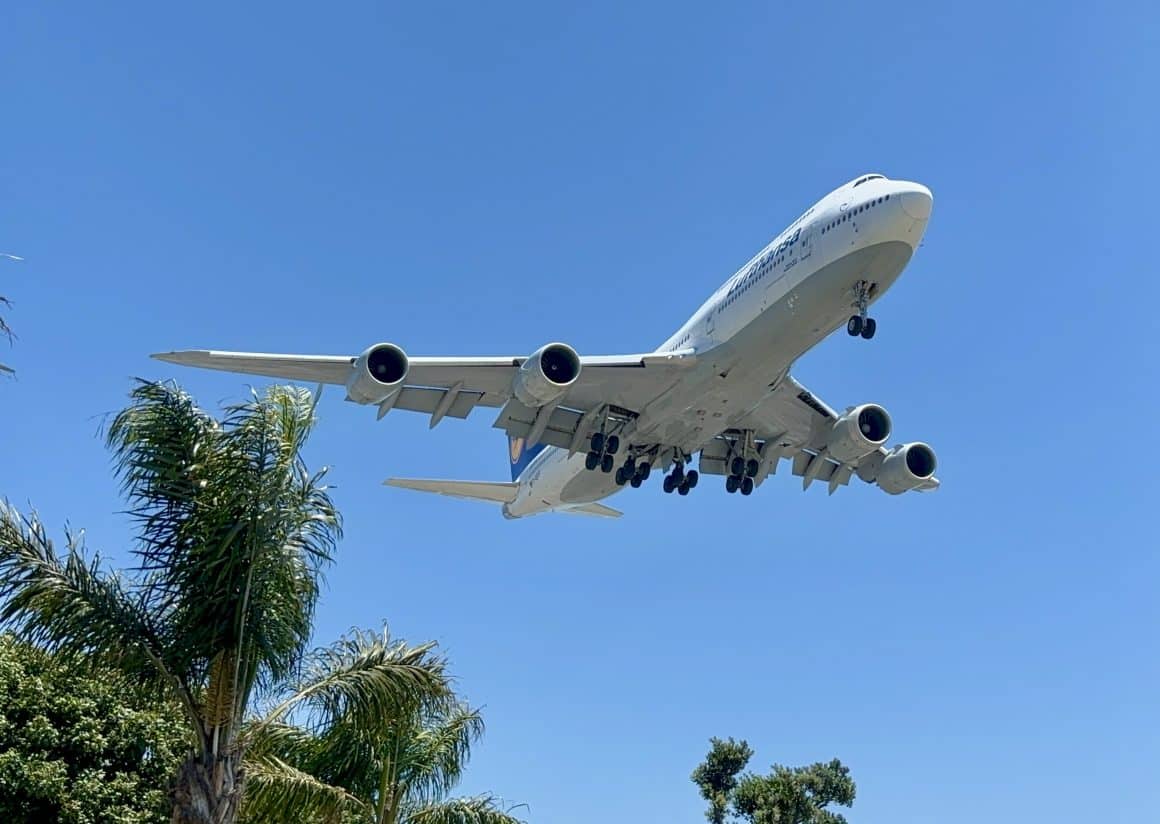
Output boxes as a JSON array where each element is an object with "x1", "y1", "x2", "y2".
[
  {"x1": 0, "y1": 295, "x2": 12, "y2": 342},
  {"x1": 404, "y1": 796, "x2": 527, "y2": 824},
  {"x1": 242, "y1": 753, "x2": 368, "y2": 824},
  {"x1": 263, "y1": 627, "x2": 450, "y2": 735},
  {"x1": 104, "y1": 380, "x2": 341, "y2": 721},
  {"x1": 250, "y1": 628, "x2": 453, "y2": 805},
  {"x1": 0, "y1": 503, "x2": 200, "y2": 730},
  {"x1": 245, "y1": 719, "x2": 318, "y2": 760},
  {"x1": 401, "y1": 704, "x2": 485, "y2": 805}
]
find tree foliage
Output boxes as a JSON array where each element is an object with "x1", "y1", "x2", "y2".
[
  {"x1": 0, "y1": 293, "x2": 13, "y2": 374},
  {"x1": 240, "y1": 627, "x2": 525, "y2": 824},
  {"x1": 0, "y1": 633, "x2": 189, "y2": 823},
  {"x1": 0, "y1": 380, "x2": 378, "y2": 823},
  {"x1": 691, "y1": 738, "x2": 855, "y2": 824}
]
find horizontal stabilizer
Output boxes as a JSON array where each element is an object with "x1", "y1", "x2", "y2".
[
  {"x1": 384, "y1": 478, "x2": 518, "y2": 504},
  {"x1": 563, "y1": 502, "x2": 623, "y2": 519}
]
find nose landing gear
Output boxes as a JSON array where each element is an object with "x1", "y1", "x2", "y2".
[{"x1": 847, "y1": 280, "x2": 877, "y2": 339}]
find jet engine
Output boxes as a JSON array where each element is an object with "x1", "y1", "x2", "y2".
[
  {"x1": 826, "y1": 404, "x2": 892, "y2": 463},
  {"x1": 875, "y1": 442, "x2": 938, "y2": 494},
  {"x1": 346, "y1": 343, "x2": 409, "y2": 405},
  {"x1": 512, "y1": 342, "x2": 581, "y2": 407}
]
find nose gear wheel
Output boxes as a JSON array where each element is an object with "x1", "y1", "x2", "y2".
[{"x1": 847, "y1": 280, "x2": 877, "y2": 339}]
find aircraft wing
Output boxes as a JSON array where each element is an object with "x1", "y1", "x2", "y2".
[
  {"x1": 703, "y1": 375, "x2": 940, "y2": 494},
  {"x1": 152, "y1": 346, "x2": 697, "y2": 448}
]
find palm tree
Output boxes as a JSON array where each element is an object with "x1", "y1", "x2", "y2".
[
  {"x1": 0, "y1": 381, "x2": 447, "y2": 824},
  {"x1": 242, "y1": 628, "x2": 526, "y2": 824},
  {"x1": 0, "y1": 293, "x2": 13, "y2": 374}
]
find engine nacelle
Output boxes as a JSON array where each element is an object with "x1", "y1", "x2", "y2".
[
  {"x1": 512, "y1": 342, "x2": 581, "y2": 407},
  {"x1": 345, "y1": 343, "x2": 409, "y2": 405},
  {"x1": 826, "y1": 404, "x2": 892, "y2": 463},
  {"x1": 876, "y1": 442, "x2": 938, "y2": 494}
]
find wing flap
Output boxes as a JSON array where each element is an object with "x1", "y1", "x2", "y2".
[
  {"x1": 492, "y1": 400, "x2": 584, "y2": 451},
  {"x1": 393, "y1": 387, "x2": 484, "y2": 420}
]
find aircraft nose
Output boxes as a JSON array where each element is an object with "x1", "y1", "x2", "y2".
[{"x1": 899, "y1": 184, "x2": 933, "y2": 221}]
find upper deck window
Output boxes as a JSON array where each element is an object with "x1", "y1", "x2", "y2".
[{"x1": 853, "y1": 174, "x2": 885, "y2": 187}]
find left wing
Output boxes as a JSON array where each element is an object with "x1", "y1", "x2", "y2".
[
  {"x1": 701, "y1": 375, "x2": 940, "y2": 495},
  {"x1": 152, "y1": 344, "x2": 696, "y2": 447}
]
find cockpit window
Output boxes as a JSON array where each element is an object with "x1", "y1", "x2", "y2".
[{"x1": 853, "y1": 174, "x2": 885, "y2": 187}]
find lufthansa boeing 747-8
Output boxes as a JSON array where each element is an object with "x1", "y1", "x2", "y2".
[{"x1": 155, "y1": 173, "x2": 939, "y2": 519}]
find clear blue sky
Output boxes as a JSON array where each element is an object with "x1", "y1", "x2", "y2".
[{"x1": 2, "y1": 3, "x2": 1156, "y2": 822}]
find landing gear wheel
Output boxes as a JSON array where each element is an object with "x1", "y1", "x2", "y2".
[
  {"x1": 860, "y1": 318, "x2": 877, "y2": 339},
  {"x1": 730, "y1": 456, "x2": 745, "y2": 476},
  {"x1": 605, "y1": 435, "x2": 620, "y2": 455},
  {"x1": 584, "y1": 451, "x2": 599, "y2": 471},
  {"x1": 847, "y1": 316, "x2": 864, "y2": 336},
  {"x1": 623, "y1": 456, "x2": 636, "y2": 476},
  {"x1": 590, "y1": 432, "x2": 605, "y2": 453},
  {"x1": 671, "y1": 465, "x2": 686, "y2": 485},
  {"x1": 663, "y1": 475, "x2": 676, "y2": 494},
  {"x1": 630, "y1": 476, "x2": 643, "y2": 489},
  {"x1": 614, "y1": 467, "x2": 628, "y2": 486},
  {"x1": 677, "y1": 483, "x2": 690, "y2": 496},
  {"x1": 685, "y1": 470, "x2": 699, "y2": 488},
  {"x1": 637, "y1": 463, "x2": 651, "y2": 481},
  {"x1": 745, "y1": 459, "x2": 759, "y2": 478},
  {"x1": 741, "y1": 477, "x2": 754, "y2": 495},
  {"x1": 600, "y1": 453, "x2": 614, "y2": 473},
  {"x1": 725, "y1": 475, "x2": 739, "y2": 494}
]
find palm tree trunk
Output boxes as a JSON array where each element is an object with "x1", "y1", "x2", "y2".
[{"x1": 170, "y1": 752, "x2": 244, "y2": 824}]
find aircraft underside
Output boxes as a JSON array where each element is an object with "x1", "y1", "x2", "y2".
[{"x1": 154, "y1": 173, "x2": 939, "y2": 520}]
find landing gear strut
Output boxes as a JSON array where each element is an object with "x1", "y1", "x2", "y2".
[
  {"x1": 847, "y1": 280, "x2": 877, "y2": 339},
  {"x1": 724, "y1": 434, "x2": 759, "y2": 495}
]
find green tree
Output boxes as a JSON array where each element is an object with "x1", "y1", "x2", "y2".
[
  {"x1": 0, "y1": 633, "x2": 188, "y2": 823},
  {"x1": 691, "y1": 738, "x2": 855, "y2": 824},
  {"x1": 0, "y1": 381, "x2": 446, "y2": 824},
  {"x1": 241, "y1": 627, "x2": 526, "y2": 824}
]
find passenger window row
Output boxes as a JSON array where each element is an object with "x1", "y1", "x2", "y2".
[
  {"x1": 820, "y1": 194, "x2": 890, "y2": 234},
  {"x1": 718, "y1": 249, "x2": 791, "y2": 313}
]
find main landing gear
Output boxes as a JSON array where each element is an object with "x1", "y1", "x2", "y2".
[
  {"x1": 847, "y1": 280, "x2": 877, "y2": 340},
  {"x1": 662, "y1": 462, "x2": 699, "y2": 496},
  {"x1": 584, "y1": 432, "x2": 619, "y2": 474},
  {"x1": 614, "y1": 454, "x2": 653, "y2": 488},
  {"x1": 725, "y1": 454, "x2": 757, "y2": 495}
]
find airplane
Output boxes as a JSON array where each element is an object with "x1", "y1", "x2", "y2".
[{"x1": 154, "y1": 173, "x2": 939, "y2": 519}]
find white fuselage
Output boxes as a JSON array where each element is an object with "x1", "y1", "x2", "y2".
[{"x1": 503, "y1": 175, "x2": 933, "y2": 518}]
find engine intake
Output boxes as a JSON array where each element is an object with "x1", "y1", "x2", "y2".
[
  {"x1": 512, "y1": 343, "x2": 581, "y2": 407},
  {"x1": 346, "y1": 343, "x2": 409, "y2": 405},
  {"x1": 826, "y1": 404, "x2": 892, "y2": 463},
  {"x1": 876, "y1": 442, "x2": 937, "y2": 494}
]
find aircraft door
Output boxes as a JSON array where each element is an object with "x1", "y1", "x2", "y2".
[
  {"x1": 798, "y1": 223, "x2": 814, "y2": 265},
  {"x1": 703, "y1": 308, "x2": 716, "y2": 341}
]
